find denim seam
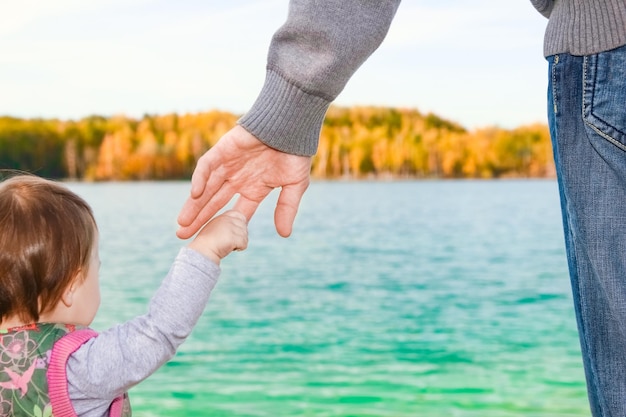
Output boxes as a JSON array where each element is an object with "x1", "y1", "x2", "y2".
[
  {"x1": 585, "y1": 122, "x2": 626, "y2": 152},
  {"x1": 551, "y1": 55, "x2": 559, "y2": 117},
  {"x1": 582, "y1": 55, "x2": 626, "y2": 153},
  {"x1": 579, "y1": 53, "x2": 610, "y2": 417}
]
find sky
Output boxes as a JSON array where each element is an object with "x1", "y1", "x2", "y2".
[{"x1": 0, "y1": 0, "x2": 550, "y2": 129}]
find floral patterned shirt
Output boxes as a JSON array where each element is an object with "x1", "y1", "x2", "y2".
[{"x1": 0, "y1": 323, "x2": 130, "y2": 417}]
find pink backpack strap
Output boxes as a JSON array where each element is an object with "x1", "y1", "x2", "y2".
[
  {"x1": 108, "y1": 392, "x2": 128, "y2": 416},
  {"x1": 48, "y1": 329, "x2": 127, "y2": 417},
  {"x1": 48, "y1": 329, "x2": 97, "y2": 417}
]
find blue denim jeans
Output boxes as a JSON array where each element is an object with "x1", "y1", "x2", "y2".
[{"x1": 548, "y1": 45, "x2": 626, "y2": 417}]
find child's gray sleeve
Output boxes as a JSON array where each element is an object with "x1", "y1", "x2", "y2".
[{"x1": 65, "y1": 247, "x2": 220, "y2": 416}]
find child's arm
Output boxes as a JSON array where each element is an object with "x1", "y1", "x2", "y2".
[{"x1": 64, "y1": 210, "x2": 248, "y2": 415}]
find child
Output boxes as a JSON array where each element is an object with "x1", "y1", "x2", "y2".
[{"x1": 0, "y1": 175, "x2": 248, "y2": 416}]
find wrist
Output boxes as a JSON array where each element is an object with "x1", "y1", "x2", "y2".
[
  {"x1": 187, "y1": 241, "x2": 221, "y2": 265},
  {"x1": 237, "y1": 69, "x2": 330, "y2": 157}
]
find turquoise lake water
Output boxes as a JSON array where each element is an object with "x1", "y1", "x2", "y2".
[{"x1": 68, "y1": 180, "x2": 590, "y2": 417}]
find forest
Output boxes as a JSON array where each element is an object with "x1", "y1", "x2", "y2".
[{"x1": 0, "y1": 106, "x2": 553, "y2": 180}]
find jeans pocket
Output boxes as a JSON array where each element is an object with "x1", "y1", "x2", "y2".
[{"x1": 583, "y1": 45, "x2": 626, "y2": 151}]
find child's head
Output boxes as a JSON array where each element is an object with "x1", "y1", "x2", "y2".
[{"x1": 0, "y1": 174, "x2": 100, "y2": 327}]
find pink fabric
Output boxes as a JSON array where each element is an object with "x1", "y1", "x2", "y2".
[
  {"x1": 109, "y1": 394, "x2": 125, "y2": 415},
  {"x1": 48, "y1": 329, "x2": 127, "y2": 417},
  {"x1": 48, "y1": 329, "x2": 98, "y2": 417},
  {"x1": 47, "y1": 329, "x2": 124, "y2": 417}
]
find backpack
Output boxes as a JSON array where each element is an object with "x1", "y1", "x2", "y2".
[{"x1": 0, "y1": 323, "x2": 131, "y2": 417}]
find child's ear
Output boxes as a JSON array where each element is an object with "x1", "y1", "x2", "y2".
[{"x1": 61, "y1": 270, "x2": 83, "y2": 308}]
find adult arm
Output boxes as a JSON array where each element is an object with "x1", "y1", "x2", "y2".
[
  {"x1": 240, "y1": 0, "x2": 402, "y2": 156},
  {"x1": 529, "y1": 0, "x2": 554, "y2": 18},
  {"x1": 177, "y1": 0, "x2": 401, "y2": 239}
]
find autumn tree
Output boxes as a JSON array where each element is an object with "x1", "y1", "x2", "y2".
[{"x1": 1, "y1": 107, "x2": 553, "y2": 181}]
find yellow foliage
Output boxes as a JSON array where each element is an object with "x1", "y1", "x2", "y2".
[{"x1": 0, "y1": 108, "x2": 553, "y2": 180}]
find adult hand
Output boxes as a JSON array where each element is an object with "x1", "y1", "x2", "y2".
[{"x1": 177, "y1": 125, "x2": 311, "y2": 239}]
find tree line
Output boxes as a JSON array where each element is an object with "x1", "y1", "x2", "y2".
[{"x1": 0, "y1": 107, "x2": 553, "y2": 180}]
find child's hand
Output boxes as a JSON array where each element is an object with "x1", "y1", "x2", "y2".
[{"x1": 187, "y1": 210, "x2": 248, "y2": 264}]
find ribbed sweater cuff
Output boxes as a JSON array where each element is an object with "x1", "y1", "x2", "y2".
[{"x1": 237, "y1": 70, "x2": 331, "y2": 157}]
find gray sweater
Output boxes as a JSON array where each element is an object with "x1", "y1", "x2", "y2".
[
  {"x1": 67, "y1": 247, "x2": 220, "y2": 416},
  {"x1": 531, "y1": 0, "x2": 626, "y2": 56},
  {"x1": 238, "y1": 0, "x2": 626, "y2": 157}
]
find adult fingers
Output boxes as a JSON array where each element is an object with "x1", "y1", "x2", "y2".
[
  {"x1": 274, "y1": 181, "x2": 309, "y2": 238},
  {"x1": 233, "y1": 194, "x2": 262, "y2": 223},
  {"x1": 176, "y1": 184, "x2": 236, "y2": 239},
  {"x1": 189, "y1": 150, "x2": 218, "y2": 199},
  {"x1": 178, "y1": 165, "x2": 227, "y2": 227}
]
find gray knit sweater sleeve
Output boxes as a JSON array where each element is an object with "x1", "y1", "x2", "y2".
[
  {"x1": 530, "y1": 0, "x2": 626, "y2": 56},
  {"x1": 65, "y1": 247, "x2": 220, "y2": 417},
  {"x1": 238, "y1": 0, "x2": 401, "y2": 156},
  {"x1": 529, "y1": 0, "x2": 554, "y2": 18}
]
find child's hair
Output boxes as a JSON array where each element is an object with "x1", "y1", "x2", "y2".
[{"x1": 0, "y1": 174, "x2": 97, "y2": 325}]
